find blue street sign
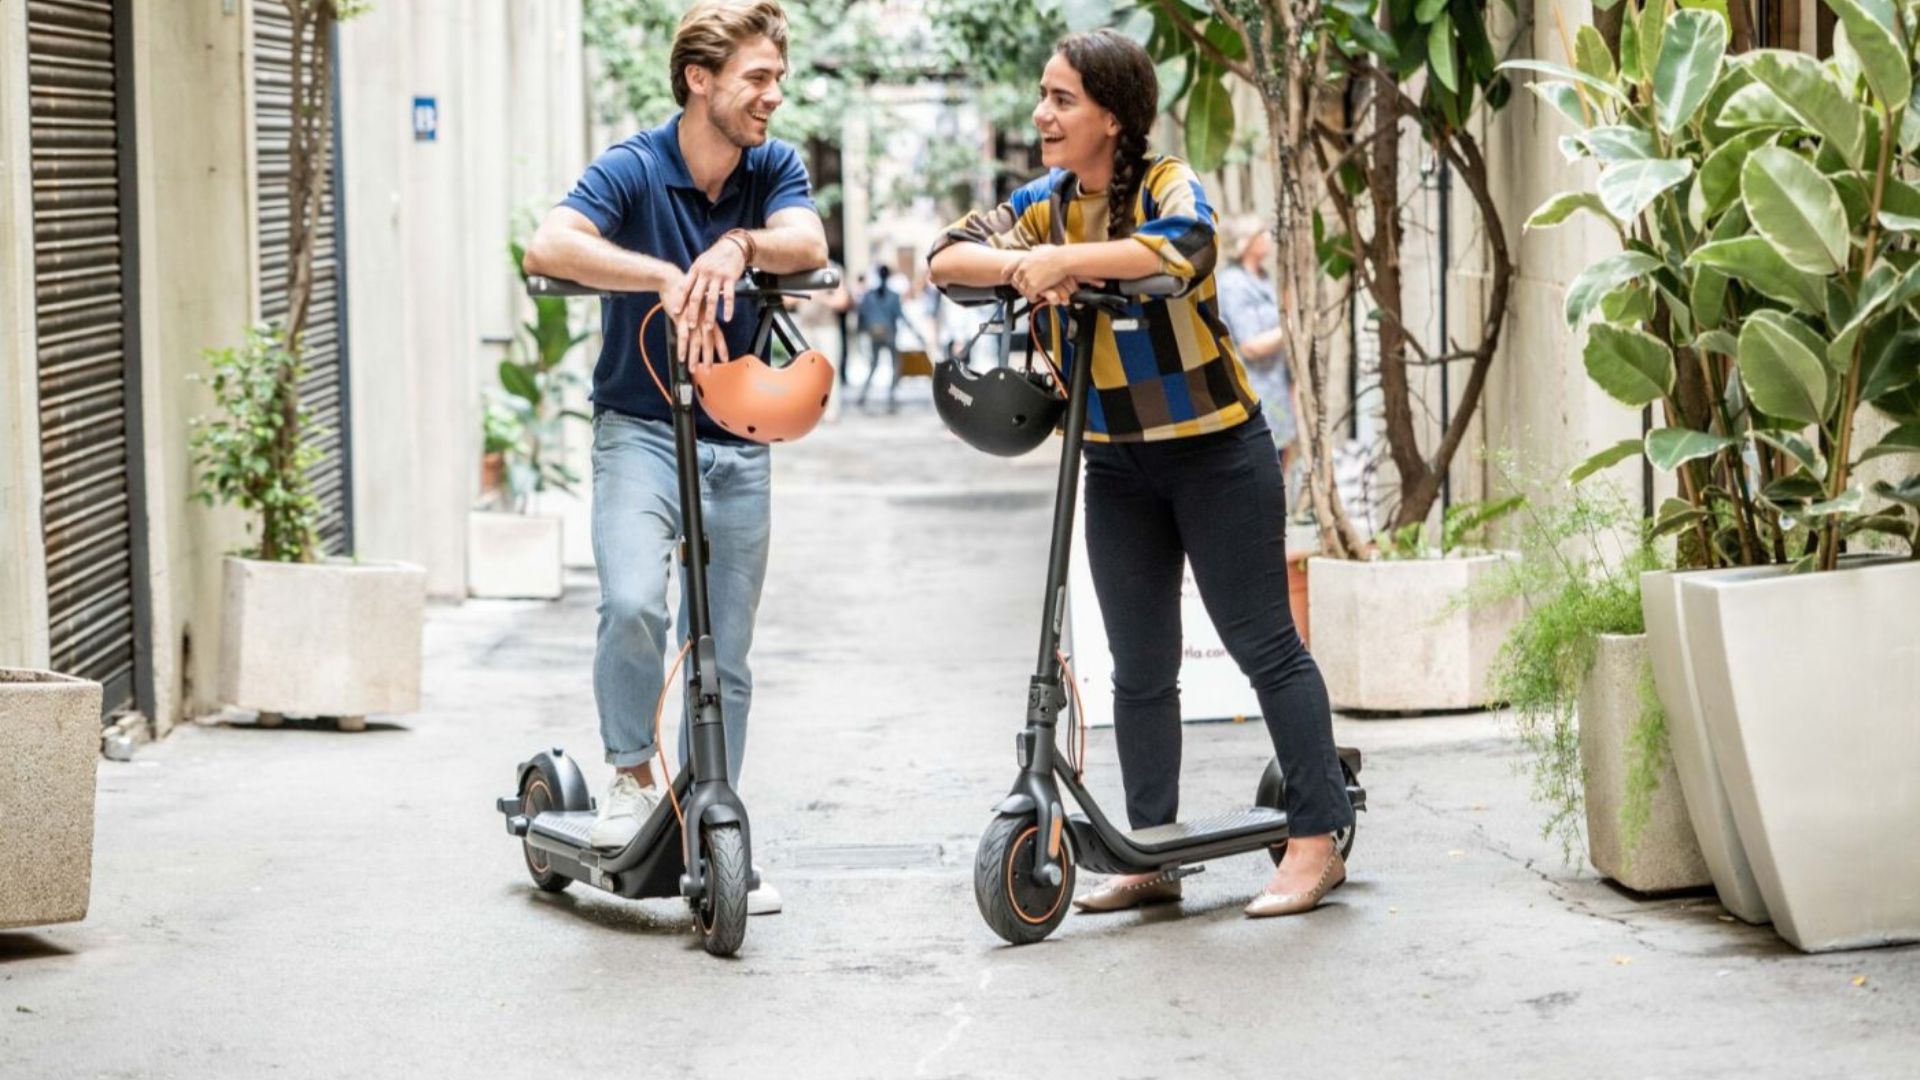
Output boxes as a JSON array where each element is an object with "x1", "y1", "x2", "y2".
[{"x1": 412, "y1": 96, "x2": 438, "y2": 142}]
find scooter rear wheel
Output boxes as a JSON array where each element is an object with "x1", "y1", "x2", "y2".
[
  {"x1": 974, "y1": 813, "x2": 1074, "y2": 945},
  {"x1": 695, "y1": 824, "x2": 749, "y2": 957},
  {"x1": 1260, "y1": 757, "x2": 1360, "y2": 866},
  {"x1": 519, "y1": 772, "x2": 572, "y2": 893}
]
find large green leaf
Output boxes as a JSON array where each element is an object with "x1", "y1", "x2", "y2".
[
  {"x1": 1862, "y1": 327, "x2": 1920, "y2": 402},
  {"x1": 1653, "y1": 9, "x2": 1728, "y2": 134},
  {"x1": 1526, "y1": 191, "x2": 1618, "y2": 230},
  {"x1": 1826, "y1": 0, "x2": 1910, "y2": 112},
  {"x1": 1184, "y1": 72, "x2": 1233, "y2": 172},
  {"x1": 1428, "y1": 11, "x2": 1457, "y2": 92},
  {"x1": 1570, "y1": 437, "x2": 1645, "y2": 483},
  {"x1": 1875, "y1": 178, "x2": 1920, "y2": 233},
  {"x1": 1738, "y1": 309, "x2": 1832, "y2": 425},
  {"x1": 1565, "y1": 251, "x2": 1663, "y2": 327},
  {"x1": 1639, "y1": 0, "x2": 1668, "y2": 81},
  {"x1": 1696, "y1": 128, "x2": 1776, "y2": 221},
  {"x1": 1692, "y1": 264, "x2": 1730, "y2": 327},
  {"x1": 499, "y1": 360, "x2": 540, "y2": 405},
  {"x1": 1753, "y1": 429, "x2": 1827, "y2": 479},
  {"x1": 1646, "y1": 428, "x2": 1739, "y2": 470},
  {"x1": 1686, "y1": 236, "x2": 1826, "y2": 312},
  {"x1": 1858, "y1": 422, "x2": 1920, "y2": 462},
  {"x1": 1598, "y1": 158, "x2": 1694, "y2": 221},
  {"x1": 1715, "y1": 82, "x2": 1799, "y2": 130},
  {"x1": 1156, "y1": 55, "x2": 1193, "y2": 113},
  {"x1": 1575, "y1": 24, "x2": 1617, "y2": 82},
  {"x1": 1530, "y1": 81, "x2": 1591, "y2": 127},
  {"x1": 1741, "y1": 50, "x2": 1868, "y2": 168},
  {"x1": 1740, "y1": 147, "x2": 1850, "y2": 275},
  {"x1": 1581, "y1": 125, "x2": 1661, "y2": 161},
  {"x1": 1501, "y1": 59, "x2": 1632, "y2": 104},
  {"x1": 1584, "y1": 324, "x2": 1676, "y2": 407}
]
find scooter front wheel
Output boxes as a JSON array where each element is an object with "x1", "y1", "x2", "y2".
[
  {"x1": 974, "y1": 813, "x2": 1074, "y2": 945},
  {"x1": 695, "y1": 824, "x2": 749, "y2": 957}
]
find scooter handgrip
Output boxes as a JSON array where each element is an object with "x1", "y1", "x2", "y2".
[
  {"x1": 941, "y1": 283, "x2": 1016, "y2": 306},
  {"x1": 1071, "y1": 274, "x2": 1183, "y2": 304},
  {"x1": 747, "y1": 268, "x2": 842, "y2": 293},
  {"x1": 525, "y1": 275, "x2": 603, "y2": 298}
]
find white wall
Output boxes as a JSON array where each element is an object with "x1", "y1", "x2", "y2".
[{"x1": 0, "y1": 1, "x2": 48, "y2": 668}]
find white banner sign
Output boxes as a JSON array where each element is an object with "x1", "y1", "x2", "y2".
[{"x1": 1063, "y1": 487, "x2": 1262, "y2": 728}]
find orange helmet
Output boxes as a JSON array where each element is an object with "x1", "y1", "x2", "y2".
[{"x1": 691, "y1": 349, "x2": 836, "y2": 443}]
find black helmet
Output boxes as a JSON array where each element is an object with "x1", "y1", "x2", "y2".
[{"x1": 933, "y1": 355, "x2": 1065, "y2": 457}]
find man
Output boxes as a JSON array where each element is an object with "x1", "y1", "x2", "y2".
[{"x1": 522, "y1": 0, "x2": 828, "y2": 915}]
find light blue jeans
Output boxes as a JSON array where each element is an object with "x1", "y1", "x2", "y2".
[{"x1": 591, "y1": 408, "x2": 770, "y2": 788}]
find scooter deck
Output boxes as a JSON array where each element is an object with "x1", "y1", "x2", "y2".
[
  {"x1": 1122, "y1": 807, "x2": 1286, "y2": 854},
  {"x1": 518, "y1": 786, "x2": 688, "y2": 900}
]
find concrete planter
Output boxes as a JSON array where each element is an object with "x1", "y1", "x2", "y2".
[
  {"x1": 219, "y1": 556, "x2": 426, "y2": 723},
  {"x1": 1681, "y1": 559, "x2": 1920, "y2": 952},
  {"x1": 1578, "y1": 634, "x2": 1710, "y2": 893},
  {"x1": 467, "y1": 511, "x2": 564, "y2": 599},
  {"x1": 0, "y1": 669, "x2": 102, "y2": 929},
  {"x1": 1308, "y1": 552, "x2": 1520, "y2": 711},
  {"x1": 1641, "y1": 567, "x2": 1780, "y2": 924}
]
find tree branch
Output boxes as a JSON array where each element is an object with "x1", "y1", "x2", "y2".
[{"x1": 1157, "y1": 0, "x2": 1256, "y2": 84}]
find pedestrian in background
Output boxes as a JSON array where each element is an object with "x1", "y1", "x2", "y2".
[
  {"x1": 1215, "y1": 213, "x2": 1299, "y2": 467},
  {"x1": 854, "y1": 262, "x2": 905, "y2": 411}
]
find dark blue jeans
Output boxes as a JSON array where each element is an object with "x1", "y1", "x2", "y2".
[{"x1": 1083, "y1": 414, "x2": 1353, "y2": 836}]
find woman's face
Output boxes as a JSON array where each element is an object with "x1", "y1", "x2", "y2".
[
  {"x1": 1033, "y1": 53, "x2": 1120, "y2": 178},
  {"x1": 1243, "y1": 229, "x2": 1272, "y2": 266}
]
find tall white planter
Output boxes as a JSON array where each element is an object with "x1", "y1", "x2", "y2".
[
  {"x1": 219, "y1": 557, "x2": 427, "y2": 720},
  {"x1": 1579, "y1": 634, "x2": 1710, "y2": 893},
  {"x1": 467, "y1": 511, "x2": 565, "y2": 599},
  {"x1": 1641, "y1": 567, "x2": 1779, "y2": 924},
  {"x1": 1681, "y1": 559, "x2": 1920, "y2": 952},
  {"x1": 1309, "y1": 552, "x2": 1520, "y2": 711},
  {"x1": 0, "y1": 669, "x2": 102, "y2": 929}
]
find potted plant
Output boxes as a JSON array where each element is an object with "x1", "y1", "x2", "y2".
[
  {"x1": 1309, "y1": 495, "x2": 1524, "y2": 711},
  {"x1": 0, "y1": 669, "x2": 101, "y2": 928},
  {"x1": 192, "y1": 327, "x2": 426, "y2": 731},
  {"x1": 194, "y1": 0, "x2": 422, "y2": 733},
  {"x1": 1478, "y1": 478, "x2": 1709, "y2": 892},
  {"x1": 1513, "y1": 0, "x2": 1920, "y2": 949},
  {"x1": 467, "y1": 242, "x2": 589, "y2": 601}
]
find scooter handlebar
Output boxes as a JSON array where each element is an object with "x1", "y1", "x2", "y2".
[
  {"x1": 525, "y1": 267, "x2": 842, "y2": 299},
  {"x1": 940, "y1": 274, "x2": 1184, "y2": 307}
]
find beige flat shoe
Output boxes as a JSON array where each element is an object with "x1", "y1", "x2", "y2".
[
  {"x1": 1071, "y1": 873, "x2": 1183, "y2": 914},
  {"x1": 1244, "y1": 849, "x2": 1346, "y2": 918}
]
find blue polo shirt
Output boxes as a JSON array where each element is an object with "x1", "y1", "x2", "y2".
[{"x1": 560, "y1": 113, "x2": 815, "y2": 442}]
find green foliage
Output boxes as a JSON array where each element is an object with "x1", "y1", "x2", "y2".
[
  {"x1": 1378, "y1": 495, "x2": 1525, "y2": 559},
  {"x1": 492, "y1": 242, "x2": 591, "y2": 511},
  {"x1": 1515, "y1": 0, "x2": 1920, "y2": 571},
  {"x1": 1476, "y1": 477, "x2": 1666, "y2": 864},
  {"x1": 188, "y1": 325, "x2": 325, "y2": 564},
  {"x1": 583, "y1": 0, "x2": 910, "y2": 147}
]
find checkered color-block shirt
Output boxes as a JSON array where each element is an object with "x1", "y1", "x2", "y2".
[{"x1": 931, "y1": 158, "x2": 1261, "y2": 443}]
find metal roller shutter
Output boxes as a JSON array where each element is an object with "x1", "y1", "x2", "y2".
[
  {"x1": 251, "y1": 0, "x2": 352, "y2": 556},
  {"x1": 26, "y1": 0, "x2": 150, "y2": 720}
]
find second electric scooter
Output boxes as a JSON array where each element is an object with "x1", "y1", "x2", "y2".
[
  {"x1": 495, "y1": 268, "x2": 838, "y2": 957},
  {"x1": 940, "y1": 276, "x2": 1368, "y2": 945}
]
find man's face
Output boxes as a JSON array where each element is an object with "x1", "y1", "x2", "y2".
[{"x1": 698, "y1": 36, "x2": 787, "y2": 149}]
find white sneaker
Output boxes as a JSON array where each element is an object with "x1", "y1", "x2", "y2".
[
  {"x1": 588, "y1": 772, "x2": 661, "y2": 851},
  {"x1": 748, "y1": 866, "x2": 782, "y2": 916}
]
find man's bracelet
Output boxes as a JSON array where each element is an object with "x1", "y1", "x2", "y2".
[{"x1": 721, "y1": 228, "x2": 757, "y2": 264}]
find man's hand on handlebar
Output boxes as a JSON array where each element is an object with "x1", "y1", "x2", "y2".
[{"x1": 665, "y1": 236, "x2": 751, "y2": 369}]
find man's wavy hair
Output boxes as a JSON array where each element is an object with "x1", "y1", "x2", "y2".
[{"x1": 670, "y1": 0, "x2": 790, "y2": 108}]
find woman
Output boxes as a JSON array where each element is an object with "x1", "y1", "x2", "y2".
[
  {"x1": 928, "y1": 29, "x2": 1353, "y2": 919},
  {"x1": 1215, "y1": 214, "x2": 1300, "y2": 459}
]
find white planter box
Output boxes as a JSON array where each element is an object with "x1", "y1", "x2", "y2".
[
  {"x1": 1641, "y1": 567, "x2": 1780, "y2": 924},
  {"x1": 1579, "y1": 634, "x2": 1710, "y2": 893},
  {"x1": 467, "y1": 511, "x2": 565, "y2": 599},
  {"x1": 1682, "y1": 559, "x2": 1920, "y2": 952},
  {"x1": 1308, "y1": 552, "x2": 1520, "y2": 711},
  {"x1": 219, "y1": 557, "x2": 427, "y2": 719},
  {"x1": 0, "y1": 669, "x2": 102, "y2": 929}
]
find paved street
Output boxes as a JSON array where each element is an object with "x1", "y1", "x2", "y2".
[{"x1": 4, "y1": 405, "x2": 1916, "y2": 1079}]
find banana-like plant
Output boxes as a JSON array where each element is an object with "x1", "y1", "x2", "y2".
[{"x1": 1510, "y1": 0, "x2": 1920, "y2": 571}]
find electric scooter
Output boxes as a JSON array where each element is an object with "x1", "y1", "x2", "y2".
[
  {"x1": 940, "y1": 276, "x2": 1368, "y2": 945},
  {"x1": 495, "y1": 268, "x2": 838, "y2": 957}
]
